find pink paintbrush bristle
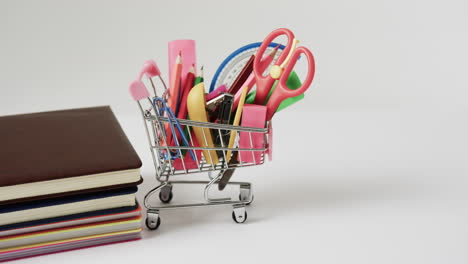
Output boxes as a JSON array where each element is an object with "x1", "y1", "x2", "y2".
[
  {"x1": 129, "y1": 80, "x2": 150, "y2": 101},
  {"x1": 138, "y1": 60, "x2": 161, "y2": 79}
]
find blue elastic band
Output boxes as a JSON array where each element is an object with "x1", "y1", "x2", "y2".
[{"x1": 153, "y1": 97, "x2": 196, "y2": 161}]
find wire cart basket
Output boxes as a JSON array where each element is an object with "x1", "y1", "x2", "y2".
[{"x1": 136, "y1": 95, "x2": 271, "y2": 230}]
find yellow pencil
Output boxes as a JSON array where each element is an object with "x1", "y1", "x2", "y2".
[{"x1": 226, "y1": 85, "x2": 248, "y2": 162}]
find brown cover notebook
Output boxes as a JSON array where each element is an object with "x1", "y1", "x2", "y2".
[{"x1": 0, "y1": 106, "x2": 142, "y2": 205}]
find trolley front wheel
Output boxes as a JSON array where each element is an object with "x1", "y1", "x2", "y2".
[
  {"x1": 232, "y1": 207, "x2": 247, "y2": 224},
  {"x1": 146, "y1": 212, "x2": 161, "y2": 230}
]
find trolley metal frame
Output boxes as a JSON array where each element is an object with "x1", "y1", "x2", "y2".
[{"x1": 136, "y1": 96, "x2": 270, "y2": 230}]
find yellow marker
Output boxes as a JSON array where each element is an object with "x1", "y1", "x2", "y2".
[
  {"x1": 226, "y1": 86, "x2": 249, "y2": 162},
  {"x1": 187, "y1": 83, "x2": 219, "y2": 164},
  {"x1": 270, "y1": 39, "x2": 299, "y2": 79}
]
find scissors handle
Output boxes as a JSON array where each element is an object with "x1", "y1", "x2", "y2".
[
  {"x1": 265, "y1": 46, "x2": 315, "y2": 121},
  {"x1": 253, "y1": 28, "x2": 295, "y2": 105}
]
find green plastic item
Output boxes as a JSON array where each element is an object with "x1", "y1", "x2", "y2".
[{"x1": 245, "y1": 71, "x2": 303, "y2": 112}]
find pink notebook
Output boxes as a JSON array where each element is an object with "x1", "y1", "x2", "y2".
[{"x1": 239, "y1": 104, "x2": 267, "y2": 164}]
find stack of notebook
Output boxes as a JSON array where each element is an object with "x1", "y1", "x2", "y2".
[{"x1": 0, "y1": 106, "x2": 143, "y2": 262}]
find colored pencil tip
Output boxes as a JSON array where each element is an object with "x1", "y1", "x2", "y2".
[
  {"x1": 269, "y1": 45, "x2": 280, "y2": 57},
  {"x1": 198, "y1": 65, "x2": 204, "y2": 76},
  {"x1": 189, "y1": 65, "x2": 195, "y2": 73},
  {"x1": 176, "y1": 51, "x2": 182, "y2": 64}
]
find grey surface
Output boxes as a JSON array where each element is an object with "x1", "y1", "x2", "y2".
[{"x1": 0, "y1": 0, "x2": 467, "y2": 263}]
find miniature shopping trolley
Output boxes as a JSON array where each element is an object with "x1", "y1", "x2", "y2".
[
  {"x1": 129, "y1": 28, "x2": 316, "y2": 230},
  {"x1": 130, "y1": 82, "x2": 272, "y2": 230}
]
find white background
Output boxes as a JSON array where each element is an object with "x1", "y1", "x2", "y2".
[{"x1": 1, "y1": 0, "x2": 467, "y2": 263}]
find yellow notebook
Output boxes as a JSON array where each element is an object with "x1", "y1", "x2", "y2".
[
  {"x1": 0, "y1": 228, "x2": 142, "y2": 253},
  {"x1": 0, "y1": 217, "x2": 141, "y2": 250}
]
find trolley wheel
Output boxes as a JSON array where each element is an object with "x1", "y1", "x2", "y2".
[
  {"x1": 159, "y1": 191, "x2": 173, "y2": 203},
  {"x1": 146, "y1": 216, "x2": 161, "y2": 230},
  {"x1": 159, "y1": 185, "x2": 173, "y2": 203},
  {"x1": 232, "y1": 209, "x2": 248, "y2": 224},
  {"x1": 239, "y1": 194, "x2": 254, "y2": 206}
]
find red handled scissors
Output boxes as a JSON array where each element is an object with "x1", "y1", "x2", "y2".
[{"x1": 252, "y1": 28, "x2": 316, "y2": 121}]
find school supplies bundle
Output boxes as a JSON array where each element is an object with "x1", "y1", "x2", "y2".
[
  {"x1": 0, "y1": 106, "x2": 143, "y2": 262},
  {"x1": 129, "y1": 28, "x2": 316, "y2": 230}
]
